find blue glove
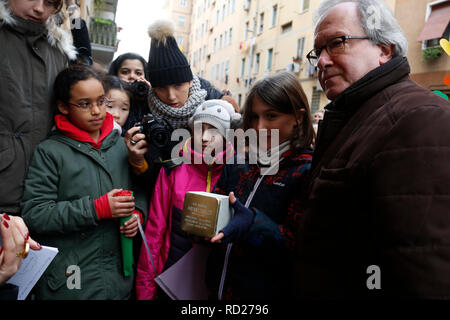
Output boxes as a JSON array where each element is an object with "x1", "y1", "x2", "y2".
[
  {"x1": 219, "y1": 197, "x2": 255, "y2": 244},
  {"x1": 247, "y1": 209, "x2": 282, "y2": 246}
]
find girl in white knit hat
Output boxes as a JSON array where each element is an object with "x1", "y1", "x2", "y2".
[{"x1": 136, "y1": 100, "x2": 241, "y2": 300}]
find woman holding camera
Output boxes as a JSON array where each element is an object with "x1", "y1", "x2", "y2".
[
  {"x1": 108, "y1": 53, "x2": 151, "y2": 132},
  {"x1": 124, "y1": 20, "x2": 238, "y2": 197}
]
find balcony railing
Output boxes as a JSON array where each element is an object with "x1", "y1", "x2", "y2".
[{"x1": 89, "y1": 18, "x2": 117, "y2": 47}]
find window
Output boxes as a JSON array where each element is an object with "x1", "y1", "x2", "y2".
[
  {"x1": 203, "y1": 45, "x2": 207, "y2": 59},
  {"x1": 229, "y1": 28, "x2": 233, "y2": 45},
  {"x1": 271, "y1": 5, "x2": 278, "y2": 27},
  {"x1": 254, "y1": 52, "x2": 260, "y2": 73},
  {"x1": 180, "y1": 0, "x2": 187, "y2": 8},
  {"x1": 300, "y1": 0, "x2": 310, "y2": 12},
  {"x1": 244, "y1": 0, "x2": 251, "y2": 11},
  {"x1": 210, "y1": 66, "x2": 215, "y2": 80},
  {"x1": 267, "y1": 48, "x2": 273, "y2": 70},
  {"x1": 418, "y1": 1, "x2": 450, "y2": 49},
  {"x1": 213, "y1": 38, "x2": 217, "y2": 52},
  {"x1": 216, "y1": 64, "x2": 220, "y2": 80},
  {"x1": 216, "y1": 10, "x2": 220, "y2": 24},
  {"x1": 311, "y1": 87, "x2": 321, "y2": 113},
  {"x1": 296, "y1": 37, "x2": 305, "y2": 60},
  {"x1": 219, "y1": 34, "x2": 223, "y2": 49},
  {"x1": 222, "y1": 5, "x2": 226, "y2": 21},
  {"x1": 244, "y1": 21, "x2": 249, "y2": 40},
  {"x1": 258, "y1": 12, "x2": 264, "y2": 34},
  {"x1": 220, "y1": 62, "x2": 225, "y2": 80},
  {"x1": 225, "y1": 59, "x2": 230, "y2": 84},
  {"x1": 178, "y1": 16, "x2": 185, "y2": 27},
  {"x1": 232, "y1": 0, "x2": 236, "y2": 12},
  {"x1": 240, "y1": 58, "x2": 246, "y2": 77},
  {"x1": 426, "y1": 24, "x2": 450, "y2": 47},
  {"x1": 176, "y1": 36, "x2": 184, "y2": 47},
  {"x1": 224, "y1": 31, "x2": 228, "y2": 46},
  {"x1": 282, "y1": 22, "x2": 292, "y2": 34}
]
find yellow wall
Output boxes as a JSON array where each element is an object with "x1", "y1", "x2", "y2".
[
  {"x1": 187, "y1": 0, "x2": 448, "y2": 111},
  {"x1": 166, "y1": 0, "x2": 194, "y2": 58},
  {"x1": 189, "y1": 0, "x2": 330, "y2": 111}
]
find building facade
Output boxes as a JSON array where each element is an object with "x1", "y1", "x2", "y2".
[
  {"x1": 75, "y1": 0, "x2": 119, "y2": 68},
  {"x1": 189, "y1": 0, "x2": 331, "y2": 111},
  {"x1": 396, "y1": 0, "x2": 450, "y2": 96},
  {"x1": 187, "y1": 0, "x2": 448, "y2": 111},
  {"x1": 164, "y1": 0, "x2": 194, "y2": 59}
]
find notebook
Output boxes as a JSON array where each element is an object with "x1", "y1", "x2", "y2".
[{"x1": 6, "y1": 246, "x2": 58, "y2": 300}]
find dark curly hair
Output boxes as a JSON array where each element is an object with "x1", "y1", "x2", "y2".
[
  {"x1": 53, "y1": 65, "x2": 103, "y2": 104},
  {"x1": 108, "y1": 53, "x2": 149, "y2": 80}
]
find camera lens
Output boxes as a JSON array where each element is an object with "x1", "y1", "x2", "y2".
[
  {"x1": 133, "y1": 81, "x2": 148, "y2": 97},
  {"x1": 151, "y1": 128, "x2": 170, "y2": 149}
]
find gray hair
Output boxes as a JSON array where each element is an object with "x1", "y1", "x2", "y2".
[{"x1": 314, "y1": 0, "x2": 408, "y2": 57}]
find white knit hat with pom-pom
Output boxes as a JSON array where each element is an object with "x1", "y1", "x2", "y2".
[{"x1": 189, "y1": 99, "x2": 242, "y2": 139}]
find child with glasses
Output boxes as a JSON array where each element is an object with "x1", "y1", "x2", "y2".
[{"x1": 20, "y1": 65, "x2": 148, "y2": 300}]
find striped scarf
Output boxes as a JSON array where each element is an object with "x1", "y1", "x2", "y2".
[{"x1": 147, "y1": 74, "x2": 207, "y2": 129}]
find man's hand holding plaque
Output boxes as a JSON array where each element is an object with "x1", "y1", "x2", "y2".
[{"x1": 210, "y1": 192, "x2": 255, "y2": 244}]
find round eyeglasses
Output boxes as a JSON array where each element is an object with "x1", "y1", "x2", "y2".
[{"x1": 67, "y1": 97, "x2": 110, "y2": 112}]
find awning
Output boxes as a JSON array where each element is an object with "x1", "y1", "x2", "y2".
[{"x1": 417, "y1": 2, "x2": 450, "y2": 42}]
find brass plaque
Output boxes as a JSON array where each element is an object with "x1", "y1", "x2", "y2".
[{"x1": 181, "y1": 192, "x2": 220, "y2": 238}]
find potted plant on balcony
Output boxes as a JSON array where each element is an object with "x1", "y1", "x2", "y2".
[
  {"x1": 94, "y1": 0, "x2": 106, "y2": 15},
  {"x1": 293, "y1": 56, "x2": 302, "y2": 63},
  {"x1": 422, "y1": 46, "x2": 444, "y2": 62}
]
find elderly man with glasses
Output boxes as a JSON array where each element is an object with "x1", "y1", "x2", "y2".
[{"x1": 294, "y1": 0, "x2": 450, "y2": 299}]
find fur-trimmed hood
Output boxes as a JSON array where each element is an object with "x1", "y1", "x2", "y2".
[{"x1": 0, "y1": 1, "x2": 77, "y2": 60}]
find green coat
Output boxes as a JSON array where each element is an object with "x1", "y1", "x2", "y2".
[
  {"x1": 21, "y1": 130, "x2": 148, "y2": 300},
  {"x1": 0, "y1": 1, "x2": 76, "y2": 213}
]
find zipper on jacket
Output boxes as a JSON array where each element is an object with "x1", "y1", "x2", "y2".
[{"x1": 206, "y1": 165, "x2": 212, "y2": 192}]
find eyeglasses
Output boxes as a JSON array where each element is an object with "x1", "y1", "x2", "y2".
[
  {"x1": 306, "y1": 36, "x2": 369, "y2": 66},
  {"x1": 67, "y1": 97, "x2": 110, "y2": 112}
]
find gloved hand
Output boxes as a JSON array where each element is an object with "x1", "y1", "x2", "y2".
[
  {"x1": 247, "y1": 208, "x2": 282, "y2": 246},
  {"x1": 211, "y1": 192, "x2": 255, "y2": 244}
]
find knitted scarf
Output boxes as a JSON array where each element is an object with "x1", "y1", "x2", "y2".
[{"x1": 147, "y1": 74, "x2": 207, "y2": 129}]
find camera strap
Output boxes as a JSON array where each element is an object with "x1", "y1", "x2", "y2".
[{"x1": 136, "y1": 214, "x2": 158, "y2": 279}]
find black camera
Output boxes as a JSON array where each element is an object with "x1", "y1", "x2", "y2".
[
  {"x1": 130, "y1": 81, "x2": 149, "y2": 98},
  {"x1": 135, "y1": 114, "x2": 173, "y2": 149}
]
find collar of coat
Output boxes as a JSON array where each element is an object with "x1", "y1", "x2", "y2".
[
  {"x1": 312, "y1": 56, "x2": 410, "y2": 171},
  {"x1": 0, "y1": 1, "x2": 77, "y2": 60},
  {"x1": 326, "y1": 56, "x2": 410, "y2": 114},
  {"x1": 54, "y1": 112, "x2": 114, "y2": 149}
]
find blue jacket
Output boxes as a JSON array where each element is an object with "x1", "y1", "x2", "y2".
[{"x1": 206, "y1": 148, "x2": 312, "y2": 300}]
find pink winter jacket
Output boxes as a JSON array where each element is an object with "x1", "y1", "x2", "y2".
[{"x1": 136, "y1": 139, "x2": 234, "y2": 300}]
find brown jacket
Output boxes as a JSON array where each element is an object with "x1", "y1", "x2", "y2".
[
  {"x1": 0, "y1": 1, "x2": 76, "y2": 213},
  {"x1": 295, "y1": 57, "x2": 450, "y2": 299}
]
